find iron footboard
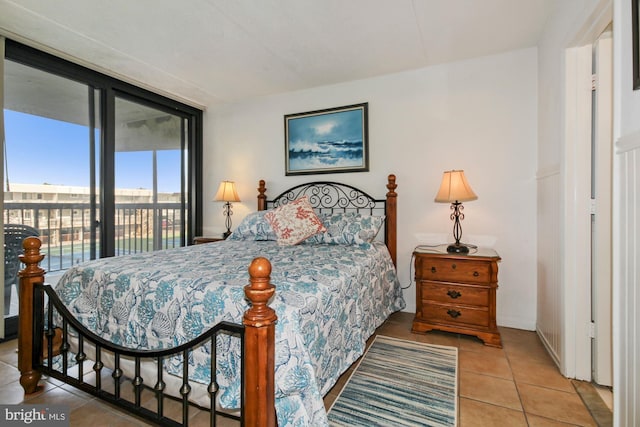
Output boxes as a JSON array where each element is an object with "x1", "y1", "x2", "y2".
[{"x1": 32, "y1": 282, "x2": 246, "y2": 427}]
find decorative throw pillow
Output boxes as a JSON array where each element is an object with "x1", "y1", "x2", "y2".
[
  {"x1": 307, "y1": 212, "x2": 385, "y2": 245},
  {"x1": 227, "y1": 211, "x2": 277, "y2": 241},
  {"x1": 264, "y1": 196, "x2": 326, "y2": 245}
]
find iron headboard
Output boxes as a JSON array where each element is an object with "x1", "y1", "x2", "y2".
[{"x1": 256, "y1": 175, "x2": 398, "y2": 266}]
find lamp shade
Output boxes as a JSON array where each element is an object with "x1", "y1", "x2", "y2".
[
  {"x1": 214, "y1": 181, "x2": 241, "y2": 202},
  {"x1": 434, "y1": 170, "x2": 478, "y2": 203}
]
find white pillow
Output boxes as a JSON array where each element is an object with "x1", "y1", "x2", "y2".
[{"x1": 264, "y1": 196, "x2": 326, "y2": 245}]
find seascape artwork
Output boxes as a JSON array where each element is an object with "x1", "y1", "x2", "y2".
[{"x1": 285, "y1": 103, "x2": 368, "y2": 175}]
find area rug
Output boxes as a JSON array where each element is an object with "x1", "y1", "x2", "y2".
[{"x1": 327, "y1": 335, "x2": 458, "y2": 427}]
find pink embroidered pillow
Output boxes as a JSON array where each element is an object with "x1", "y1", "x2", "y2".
[{"x1": 264, "y1": 196, "x2": 326, "y2": 245}]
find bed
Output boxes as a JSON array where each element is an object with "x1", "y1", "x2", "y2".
[{"x1": 16, "y1": 175, "x2": 404, "y2": 427}]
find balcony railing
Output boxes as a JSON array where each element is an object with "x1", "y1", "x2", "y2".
[{"x1": 4, "y1": 202, "x2": 185, "y2": 272}]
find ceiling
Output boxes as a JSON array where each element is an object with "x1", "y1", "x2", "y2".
[{"x1": 0, "y1": 0, "x2": 556, "y2": 108}]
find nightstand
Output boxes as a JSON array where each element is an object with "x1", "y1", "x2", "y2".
[
  {"x1": 411, "y1": 246, "x2": 502, "y2": 347},
  {"x1": 193, "y1": 236, "x2": 226, "y2": 244}
]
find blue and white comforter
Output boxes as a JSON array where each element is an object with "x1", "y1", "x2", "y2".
[{"x1": 52, "y1": 240, "x2": 405, "y2": 426}]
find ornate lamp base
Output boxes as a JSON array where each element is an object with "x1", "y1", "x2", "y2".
[
  {"x1": 448, "y1": 201, "x2": 470, "y2": 254},
  {"x1": 447, "y1": 243, "x2": 470, "y2": 254},
  {"x1": 222, "y1": 202, "x2": 233, "y2": 239}
]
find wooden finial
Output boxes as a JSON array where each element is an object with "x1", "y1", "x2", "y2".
[
  {"x1": 386, "y1": 174, "x2": 397, "y2": 197},
  {"x1": 19, "y1": 237, "x2": 45, "y2": 277},
  {"x1": 258, "y1": 180, "x2": 267, "y2": 211},
  {"x1": 244, "y1": 257, "x2": 276, "y2": 319},
  {"x1": 248, "y1": 256, "x2": 271, "y2": 283}
]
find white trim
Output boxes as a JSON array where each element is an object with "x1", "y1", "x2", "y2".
[
  {"x1": 616, "y1": 128, "x2": 640, "y2": 153},
  {"x1": 538, "y1": 329, "x2": 561, "y2": 367},
  {"x1": 592, "y1": 32, "x2": 613, "y2": 387},
  {"x1": 568, "y1": 0, "x2": 613, "y2": 47}
]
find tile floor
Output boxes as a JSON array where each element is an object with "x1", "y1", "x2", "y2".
[
  {"x1": 0, "y1": 311, "x2": 611, "y2": 426},
  {"x1": 360, "y1": 312, "x2": 611, "y2": 426}
]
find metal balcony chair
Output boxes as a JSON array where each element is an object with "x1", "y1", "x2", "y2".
[{"x1": 4, "y1": 224, "x2": 39, "y2": 314}]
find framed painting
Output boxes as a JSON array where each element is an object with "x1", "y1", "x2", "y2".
[
  {"x1": 284, "y1": 103, "x2": 369, "y2": 176},
  {"x1": 634, "y1": 0, "x2": 640, "y2": 90}
]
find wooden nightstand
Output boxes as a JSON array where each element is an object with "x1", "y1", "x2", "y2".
[
  {"x1": 193, "y1": 236, "x2": 226, "y2": 244},
  {"x1": 412, "y1": 246, "x2": 502, "y2": 347}
]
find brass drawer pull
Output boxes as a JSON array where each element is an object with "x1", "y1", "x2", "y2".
[
  {"x1": 431, "y1": 267, "x2": 437, "y2": 273},
  {"x1": 447, "y1": 309, "x2": 461, "y2": 318},
  {"x1": 473, "y1": 271, "x2": 480, "y2": 277},
  {"x1": 447, "y1": 290, "x2": 462, "y2": 299},
  {"x1": 452, "y1": 263, "x2": 457, "y2": 269}
]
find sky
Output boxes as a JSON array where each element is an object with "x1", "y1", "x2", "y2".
[{"x1": 3, "y1": 110, "x2": 182, "y2": 193}]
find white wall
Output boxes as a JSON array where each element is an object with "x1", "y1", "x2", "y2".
[
  {"x1": 613, "y1": 0, "x2": 640, "y2": 423},
  {"x1": 203, "y1": 48, "x2": 538, "y2": 330},
  {"x1": 535, "y1": 0, "x2": 572, "y2": 360},
  {"x1": 617, "y1": 0, "x2": 640, "y2": 137}
]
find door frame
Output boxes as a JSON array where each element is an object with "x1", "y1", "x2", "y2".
[
  {"x1": 562, "y1": 3, "x2": 612, "y2": 381},
  {"x1": 0, "y1": 37, "x2": 4, "y2": 339},
  {"x1": 563, "y1": 43, "x2": 592, "y2": 380},
  {"x1": 592, "y1": 30, "x2": 613, "y2": 387}
]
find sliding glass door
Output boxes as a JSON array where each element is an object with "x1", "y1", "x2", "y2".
[
  {"x1": 114, "y1": 96, "x2": 187, "y2": 255},
  {"x1": 2, "y1": 40, "x2": 202, "y2": 339},
  {"x1": 3, "y1": 59, "x2": 101, "y2": 333}
]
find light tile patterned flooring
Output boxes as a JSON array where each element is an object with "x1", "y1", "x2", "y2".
[
  {"x1": 363, "y1": 312, "x2": 609, "y2": 426},
  {"x1": 0, "y1": 311, "x2": 610, "y2": 426}
]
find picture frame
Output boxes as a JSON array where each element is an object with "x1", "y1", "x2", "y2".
[
  {"x1": 634, "y1": 0, "x2": 640, "y2": 90},
  {"x1": 284, "y1": 103, "x2": 369, "y2": 176}
]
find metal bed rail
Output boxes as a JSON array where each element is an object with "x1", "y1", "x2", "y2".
[{"x1": 33, "y1": 282, "x2": 246, "y2": 427}]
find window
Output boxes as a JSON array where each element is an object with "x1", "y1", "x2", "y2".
[{"x1": 2, "y1": 39, "x2": 203, "y2": 337}]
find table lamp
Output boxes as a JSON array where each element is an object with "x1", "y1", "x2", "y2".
[
  {"x1": 434, "y1": 170, "x2": 477, "y2": 253},
  {"x1": 215, "y1": 180, "x2": 241, "y2": 238}
]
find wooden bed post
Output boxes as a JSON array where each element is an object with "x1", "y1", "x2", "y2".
[
  {"x1": 243, "y1": 257, "x2": 277, "y2": 427},
  {"x1": 257, "y1": 180, "x2": 267, "y2": 211},
  {"x1": 386, "y1": 174, "x2": 398, "y2": 267},
  {"x1": 17, "y1": 236, "x2": 45, "y2": 394}
]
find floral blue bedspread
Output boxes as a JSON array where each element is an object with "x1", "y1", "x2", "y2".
[{"x1": 52, "y1": 240, "x2": 405, "y2": 426}]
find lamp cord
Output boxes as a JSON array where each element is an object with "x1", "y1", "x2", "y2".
[
  {"x1": 400, "y1": 244, "x2": 442, "y2": 290},
  {"x1": 401, "y1": 252, "x2": 415, "y2": 290}
]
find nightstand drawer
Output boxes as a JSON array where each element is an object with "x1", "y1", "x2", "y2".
[
  {"x1": 421, "y1": 303, "x2": 489, "y2": 328},
  {"x1": 416, "y1": 258, "x2": 491, "y2": 283},
  {"x1": 420, "y1": 282, "x2": 489, "y2": 306}
]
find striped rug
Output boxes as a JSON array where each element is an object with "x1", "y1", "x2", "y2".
[{"x1": 327, "y1": 335, "x2": 458, "y2": 427}]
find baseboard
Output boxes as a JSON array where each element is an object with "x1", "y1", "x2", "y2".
[
  {"x1": 537, "y1": 328, "x2": 561, "y2": 368},
  {"x1": 497, "y1": 315, "x2": 536, "y2": 331}
]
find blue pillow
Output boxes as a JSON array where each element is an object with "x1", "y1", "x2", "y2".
[
  {"x1": 307, "y1": 212, "x2": 385, "y2": 245},
  {"x1": 228, "y1": 211, "x2": 277, "y2": 241}
]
